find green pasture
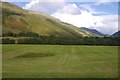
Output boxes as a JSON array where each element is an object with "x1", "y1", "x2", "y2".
[{"x1": 2, "y1": 45, "x2": 118, "y2": 78}]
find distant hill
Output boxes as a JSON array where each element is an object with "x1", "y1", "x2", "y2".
[
  {"x1": 112, "y1": 31, "x2": 120, "y2": 37},
  {"x1": 80, "y1": 27, "x2": 105, "y2": 37},
  {"x1": 1, "y1": 2, "x2": 99, "y2": 37}
]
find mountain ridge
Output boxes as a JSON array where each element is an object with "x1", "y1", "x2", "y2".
[
  {"x1": 80, "y1": 27, "x2": 106, "y2": 37},
  {"x1": 112, "y1": 31, "x2": 120, "y2": 37}
]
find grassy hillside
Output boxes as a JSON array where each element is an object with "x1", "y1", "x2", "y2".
[
  {"x1": 3, "y1": 45, "x2": 118, "y2": 78},
  {"x1": 2, "y1": 2, "x2": 97, "y2": 37}
]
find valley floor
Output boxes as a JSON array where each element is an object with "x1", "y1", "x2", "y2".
[{"x1": 2, "y1": 45, "x2": 118, "y2": 78}]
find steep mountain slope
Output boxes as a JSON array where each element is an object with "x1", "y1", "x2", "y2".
[
  {"x1": 2, "y1": 2, "x2": 98, "y2": 37},
  {"x1": 80, "y1": 27, "x2": 105, "y2": 37},
  {"x1": 112, "y1": 31, "x2": 120, "y2": 37}
]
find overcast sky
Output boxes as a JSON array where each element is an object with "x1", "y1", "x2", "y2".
[{"x1": 4, "y1": 0, "x2": 119, "y2": 34}]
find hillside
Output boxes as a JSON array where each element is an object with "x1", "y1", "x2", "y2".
[
  {"x1": 112, "y1": 31, "x2": 120, "y2": 37},
  {"x1": 80, "y1": 27, "x2": 105, "y2": 37},
  {"x1": 1, "y1": 2, "x2": 98, "y2": 37}
]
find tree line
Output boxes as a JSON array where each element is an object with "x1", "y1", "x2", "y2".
[
  {"x1": 2, "y1": 32, "x2": 40, "y2": 37},
  {"x1": 1, "y1": 36, "x2": 120, "y2": 46}
]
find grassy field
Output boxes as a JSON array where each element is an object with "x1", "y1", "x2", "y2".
[{"x1": 2, "y1": 45, "x2": 118, "y2": 78}]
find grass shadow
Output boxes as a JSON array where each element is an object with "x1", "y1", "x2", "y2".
[{"x1": 14, "y1": 52, "x2": 55, "y2": 58}]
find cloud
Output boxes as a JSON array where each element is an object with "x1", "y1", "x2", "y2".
[
  {"x1": 79, "y1": 4, "x2": 94, "y2": 12},
  {"x1": 52, "y1": 11, "x2": 96, "y2": 27},
  {"x1": 52, "y1": 11, "x2": 118, "y2": 34},
  {"x1": 95, "y1": 0, "x2": 112, "y2": 5},
  {"x1": 56, "y1": 4, "x2": 81, "y2": 15},
  {"x1": 79, "y1": 4, "x2": 108, "y2": 15},
  {"x1": 23, "y1": 0, "x2": 82, "y2": 15},
  {"x1": 23, "y1": 0, "x2": 66, "y2": 14},
  {"x1": 96, "y1": 15, "x2": 118, "y2": 34},
  {"x1": 23, "y1": 0, "x2": 118, "y2": 34}
]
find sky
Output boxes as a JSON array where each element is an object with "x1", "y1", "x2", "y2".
[{"x1": 2, "y1": 0, "x2": 119, "y2": 34}]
